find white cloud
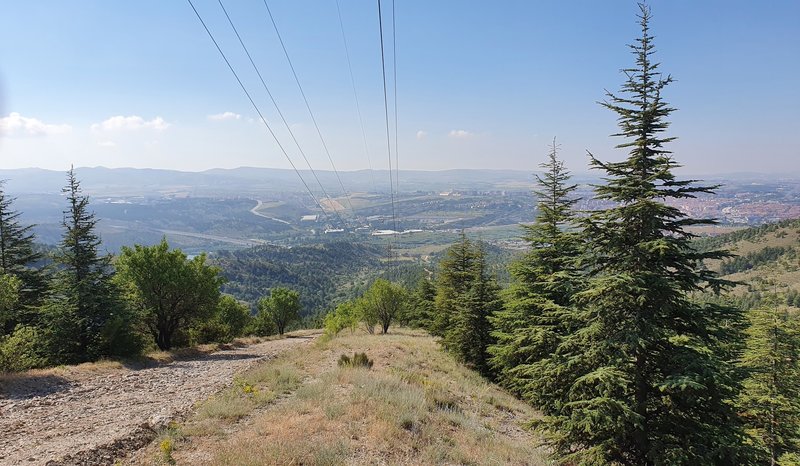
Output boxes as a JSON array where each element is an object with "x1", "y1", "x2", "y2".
[
  {"x1": 0, "y1": 112, "x2": 72, "y2": 137},
  {"x1": 91, "y1": 115, "x2": 170, "y2": 132},
  {"x1": 207, "y1": 111, "x2": 241, "y2": 121},
  {"x1": 448, "y1": 129, "x2": 473, "y2": 139},
  {"x1": 97, "y1": 140, "x2": 116, "y2": 147},
  {"x1": 416, "y1": 130, "x2": 428, "y2": 140}
]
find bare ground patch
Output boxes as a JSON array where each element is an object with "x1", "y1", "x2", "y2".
[{"x1": 0, "y1": 335, "x2": 316, "y2": 466}]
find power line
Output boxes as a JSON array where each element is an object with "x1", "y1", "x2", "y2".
[
  {"x1": 377, "y1": 0, "x2": 398, "y2": 234},
  {"x1": 391, "y1": 0, "x2": 400, "y2": 231},
  {"x1": 186, "y1": 0, "x2": 332, "y2": 225},
  {"x1": 216, "y1": 0, "x2": 347, "y2": 229},
  {"x1": 261, "y1": 0, "x2": 356, "y2": 220},
  {"x1": 335, "y1": 0, "x2": 376, "y2": 192}
]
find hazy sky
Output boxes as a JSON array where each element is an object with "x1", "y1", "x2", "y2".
[{"x1": 0, "y1": 1, "x2": 798, "y2": 175}]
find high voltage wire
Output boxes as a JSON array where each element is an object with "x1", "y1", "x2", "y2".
[
  {"x1": 391, "y1": 0, "x2": 400, "y2": 231},
  {"x1": 216, "y1": 0, "x2": 347, "y2": 229},
  {"x1": 377, "y1": 0, "x2": 398, "y2": 234},
  {"x1": 335, "y1": 0, "x2": 376, "y2": 193},
  {"x1": 261, "y1": 0, "x2": 357, "y2": 220},
  {"x1": 185, "y1": 0, "x2": 333, "y2": 225}
]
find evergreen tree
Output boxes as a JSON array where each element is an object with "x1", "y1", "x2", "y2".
[
  {"x1": 432, "y1": 232, "x2": 477, "y2": 337},
  {"x1": 45, "y1": 167, "x2": 127, "y2": 362},
  {"x1": 446, "y1": 244, "x2": 500, "y2": 377},
  {"x1": 539, "y1": 5, "x2": 747, "y2": 464},
  {"x1": 0, "y1": 180, "x2": 46, "y2": 332},
  {"x1": 0, "y1": 273, "x2": 21, "y2": 334},
  {"x1": 739, "y1": 301, "x2": 800, "y2": 465},
  {"x1": 489, "y1": 139, "x2": 582, "y2": 402},
  {"x1": 406, "y1": 276, "x2": 436, "y2": 331}
]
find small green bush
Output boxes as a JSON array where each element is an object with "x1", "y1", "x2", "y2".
[
  {"x1": 338, "y1": 352, "x2": 373, "y2": 369},
  {"x1": 0, "y1": 325, "x2": 49, "y2": 372}
]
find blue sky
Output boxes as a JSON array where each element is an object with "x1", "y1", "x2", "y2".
[{"x1": 0, "y1": 0, "x2": 798, "y2": 175}]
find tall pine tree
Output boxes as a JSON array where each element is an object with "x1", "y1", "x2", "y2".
[
  {"x1": 0, "y1": 180, "x2": 46, "y2": 332},
  {"x1": 406, "y1": 276, "x2": 436, "y2": 331},
  {"x1": 738, "y1": 300, "x2": 800, "y2": 465},
  {"x1": 432, "y1": 232, "x2": 477, "y2": 337},
  {"x1": 489, "y1": 138, "x2": 582, "y2": 403},
  {"x1": 540, "y1": 5, "x2": 747, "y2": 464},
  {"x1": 45, "y1": 167, "x2": 125, "y2": 362},
  {"x1": 445, "y1": 244, "x2": 501, "y2": 377}
]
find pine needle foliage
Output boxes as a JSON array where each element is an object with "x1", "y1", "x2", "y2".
[
  {"x1": 537, "y1": 5, "x2": 747, "y2": 465},
  {"x1": 432, "y1": 232, "x2": 478, "y2": 337},
  {"x1": 445, "y1": 243, "x2": 501, "y2": 377},
  {"x1": 738, "y1": 301, "x2": 800, "y2": 465},
  {"x1": 0, "y1": 180, "x2": 46, "y2": 331},
  {"x1": 434, "y1": 234, "x2": 500, "y2": 376},
  {"x1": 46, "y1": 167, "x2": 126, "y2": 362},
  {"x1": 489, "y1": 139, "x2": 582, "y2": 404}
]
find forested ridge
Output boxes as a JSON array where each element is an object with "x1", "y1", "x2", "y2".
[{"x1": 213, "y1": 242, "x2": 385, "y2": 315}]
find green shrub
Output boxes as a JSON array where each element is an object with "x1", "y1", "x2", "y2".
[
  {"x1": 189, "y1": 319, "x2": 231, "y2": 345},
  {"x1": 323, "y1": 301, "x2": 359, "y2": 336},
  {"x1": 0, "y1": 325, "x2": 49, "y2": 372}
]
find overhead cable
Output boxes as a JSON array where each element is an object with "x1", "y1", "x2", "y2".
[
  {"x1": 186, "y1": 0, "x2": 333, "y2": 224},
  {"x1": 217, "y1": 0, "x2": 348, "y2": 228},
  {"x1": 262, "y1": 0, "x2": 357, "y2": 219}
]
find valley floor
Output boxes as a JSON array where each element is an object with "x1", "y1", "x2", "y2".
[{"x1": 129, "y1": 329, "x2": 547, "y2": 465}]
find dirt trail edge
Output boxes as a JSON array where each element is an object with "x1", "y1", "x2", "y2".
[{"x1": 0, "y1": 336, "x2": 317, "y2": 466}]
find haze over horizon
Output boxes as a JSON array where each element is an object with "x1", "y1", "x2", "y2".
[{"x1": 1, "y1": 1, "x2": 798, "y2": 176}]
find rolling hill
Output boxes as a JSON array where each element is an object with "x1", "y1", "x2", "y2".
[{"x1": 696, "y1": 218, "x2": 800, "y2": 296}]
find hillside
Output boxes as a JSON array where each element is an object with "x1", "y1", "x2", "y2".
[
  {"x1": 212, "y1": 242, "x2": 390, "y2": 316},
  {"x1": 129, "y1": 330, "x2": 546, "y2": 466},
  {"x1": 696, "y1": 218, "x2": 800, "y2": 294},
  {"x1": 211, "y1": 239, "x2": 517, "y2": 318}
]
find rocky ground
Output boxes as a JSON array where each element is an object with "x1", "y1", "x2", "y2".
[{"x1": 0, "y1": 336, "x2": 315, "y2": 466}]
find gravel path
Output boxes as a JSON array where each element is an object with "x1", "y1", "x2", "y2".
[{"x1": 0, "y1": 337, "x2": 315, "y2": 466}]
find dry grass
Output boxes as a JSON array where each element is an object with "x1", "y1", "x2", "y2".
[
  {"x1": 0, "y1": 358, "x2": 125, "y2": 385},
  {"x1": 703, "y1": 222, "x2": 800, "y2": 294},
  {"x1": 143, "y1": 328, "x2": 547, "y2": 466}
]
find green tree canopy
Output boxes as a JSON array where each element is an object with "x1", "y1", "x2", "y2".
[
  {"x1": 433, "y1": 232, "x2": 478, "y2": 337},
  {"x1": 324, "y1": 300, "x2": 360, "y2": 336},
  {"x1": 739, "y1": 301, "x2": 800, "y2": 465},
  {"x1": 0, "y1": 180, "x2": 46, "y2": 331},
  {"x1": 359, "y1": 279, "x2": 406, "y2": 334},
  {"x1": 445, "y1": 245, "x2": 500, "y2": 377},
  {"x1": 490, "y1": 138, "x2": 582, "y2": 400},
  {"x1": 0, "y1": 273, "x2": 20, "y2": 332},
  {"x1": 405, "y1": 276, "x2": 436, "y2": 331},
  {"x1": 45, "y1": 167, "x2": 127, "y2": 363},
  {"x1": 258, "y1": 287, "x2": 301, "y2": 335},
  {"x1": 537, "y1": 5, "x2": 747, "y2": 464},
  {"x1": 116, "y1": 238, "x2": 224, "y2": 350}
]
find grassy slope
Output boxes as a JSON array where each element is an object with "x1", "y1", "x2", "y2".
[
  {"x1": 136, "y1": 330, "x2": 546, "y2": 466},
  {"x1": 698, "y1": 218, "x2": 800, "y2": 293}
]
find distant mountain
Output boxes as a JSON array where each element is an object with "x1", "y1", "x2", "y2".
[{"x1": 0, "y1": 166, "x2": 549, "y2": 196}]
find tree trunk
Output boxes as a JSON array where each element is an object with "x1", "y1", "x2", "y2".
[
  {"x1": 634, "y1": 350, "x2": 650, "y2": 465},
  {"x1": 157, "y1": 328, "x2": 172, "y2": 350}
]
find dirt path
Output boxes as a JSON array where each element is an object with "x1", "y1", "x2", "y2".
[{"x1": 0, "y1": 336, "x2": 315, "y2": 466}]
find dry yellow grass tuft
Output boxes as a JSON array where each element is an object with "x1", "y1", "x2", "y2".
[{"x1": 137, "y1": 329, "x2": 547, "y2": 466}]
